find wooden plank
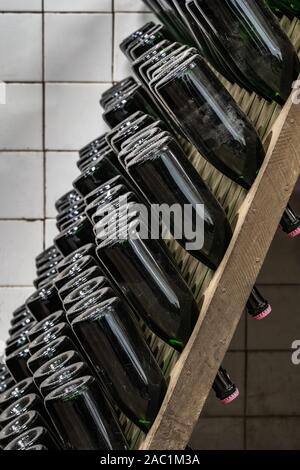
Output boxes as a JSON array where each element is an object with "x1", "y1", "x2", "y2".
[{"x1": 140, "y1": 93, "x2": 300, "y2": 450}]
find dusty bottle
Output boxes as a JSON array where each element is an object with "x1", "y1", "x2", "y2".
[{"x1": 45, "y1": 376, "x2": 128, "y2": 450}]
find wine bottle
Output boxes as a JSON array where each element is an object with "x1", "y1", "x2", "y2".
[
  {"x1": 84, "y1": 175, "x2": 128, "y2": 206},
  {"x1": 138, "y1": 43, "x2": 188, "y2": 84},
  {"x1": 147, "y1": 0, "x2": 197, "y2": 45},
  {"x1": 126, "y1": 133, "x2": 271, "y2": 319},
  {"x1": 266, "y1": 0, "x2": 300, "y2": 18},
  {"x1": 85, "y1": 184, "x2": 129, "y2": 222},
  {"x1": 110, "y1": 115, "x2": 157, "y2": 153},
  {"x1": 131, "y1": 25, "x2": 173, "y2": 60},
  {"x1": 96, "y1": 220, "x2": 199, "y2": 348},
  {"x1": 33, "y1": 268, "x2": 59, "y2": 290},
  {"x1": 73, "y1": 154, "x2": 120, "y2": 198},
  {"x1": 54, "y1": 255, "x2": 100, "y2": 291},
  {"x1": 45, "y1": 376, "x2": 128, "y2": 450},
  {"x1": 78, "y1": 139, "x2": 111, "y2": 165},
  {"x1": 131, "y1": 40, "x2": 178, "y2": 83},
  {"x1": 66, "y1": 286, "x2": 116, "y2": 324},
  {"x1": 122, "y1": 24, "x2": 164, "y2": 59},
  {"x1": 35, "y1": 246, "x2": 60, "y2": 267},
  {"x1": 78, "y1": 149, "x2": 113, "y2": 174},
  {"x1": 91, "y1": 192, "x2": 140, "y2": 226},
  {"x1": 103, "y1": 85, "x2": 161, "y2": 128},
  {"x1": 0, "y1": 411, "x2": 54, "y2": 449},
  {"x1": 105, "y1": 111, "x2": 145, "y2": 147},
  {"x1": 58, "y1": 266, "x2": 104, "y2": 302},
  {"x1": 54, "y1": 218, "x2": 95, "y2": 257},
  {"x1": 186, "y1": 0, "x2": 299, "y2": 104},
  {"x1": 5, "y1": 336, "x2": 29, "y2": 357},
  {"x1": 0, "y1": 394, "x2": 49, "y2": 430},
  {"x1": 120, "y1": 22, "x2": 156, "y2": 57},
  {"x1": 29, "y1": 323, "x2": 75, "y2": 356},
  {"x1": 36, "y1": 257, "x2": 63, "y2": 277},
  {"x1": 56, "y1": 244, "x2": 96, "y2": 274},
  {"x1": 33, "y1": 351, "x2": 83, "y2": 388},
  {"x1": 120, "y1": 118, "x2": 168, "y2": 149},
  {"x1": 63, "y1": 277, "x2": 112, "y2": 312},
  {"x1": 94, "y1": 202, "x2": 144, "y2": 245},
  {"x1": 55, "y1": 191, "x2": 82, "y2": 215},
  {"x1": 213, "y1": 367, "x2": 240, "y2": 404},
  {"x1": 0, "y1": 379, "x2": 15, "y2": 395},
  {"x1": 27, "y1": 336, "x2": 79, "y2": 374},
  {"x1": 153, "y1": 53, "x2": 265, "y2": 190},
  {"x1": 79, "y1": 133, "x2": 108, "y2": 157},
  {"x1": 26, "y1": 284, "x2": 63, "y2": 322},
  {"x1": 100, "y1": 77, "x2": 137, "y2": 109},
  {"x1": 39, "y1": 362, "x2": 90, "y2": 398},
  {"x1": 151, "y1": 49, "x2": 300, "y2": 237},
  {"x1": 8, "y1": 317, "x2": 35, "y2": 339},
  {"x1": 6, "y1": 322, "x2": 37, "y2": 347},
  {"x1": 5, "y1": 345, "x2": 32, "y2": 382},
  {"x1": 0, "y1": 378, "x2": 38, "y2": 413},
  {"x1": 10, "y1": 307, "x2": 32, "y2": 326},
  {"x1": 118, "y1": 129, "x2": 169, "y2": 169},
  {"x1": 127, "y1": 135, "x2": 231, "y2": 269},
  {"x1": 4, "y1": 427, "x2": 59, "y2": 450},
  {"x1": 27, "y1": 313, "x2": 65, "y2": 342},
  {"x1": 72, "y1": 297, "x2": 167, "y2": 432},
  {"x1": 56, "y1": 204, "x2": 86, "y2": 232}
]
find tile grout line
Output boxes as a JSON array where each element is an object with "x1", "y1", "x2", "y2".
[
  {"x1": 112, "y1": 0, "x2": 116, "y2": 83},
  {"x1": 42, "y1": 0, "x2": 46, "y2": 250},
  {"x1": 0, "y1": 11, "x2": 151, "y2": 14}
]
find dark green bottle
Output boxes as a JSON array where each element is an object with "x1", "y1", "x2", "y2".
[
  {"x1": 266, "y1": 0, "x2": 300, "y2": 19},
  {"x1": 186, "y1": 0, "x2": 299, "y2": 104}
]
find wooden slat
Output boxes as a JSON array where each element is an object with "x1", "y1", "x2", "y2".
[{"x1": 140, "y1": 92, "x2": 300, "y2": 450}]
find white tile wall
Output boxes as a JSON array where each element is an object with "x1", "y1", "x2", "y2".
[
  {"x1": 0, "y1": 13, "x2": 42, "y2": 81},
  {"x1": 44, "y1": 0, "x2": 112, "y2": 12},
  {"x1": 0, "y1": 0, "x2": 42, "y2": 11},
  {"x1": 45, "y1": 219, "x2": 59, "y2": 248},
  {"x1": 0, "y1": 0, "x2": 155, "y2": 343},
  {"x1": 44, "y1": 14, "x2": 112, "y2": 81},
  {"x1": 45, "y1": 83, "x2": 110, "y2": 150},
  {"x1": 0, "y1": 84, "x2": 43, "y2": 150},
  {"x1": 114, "y1": 0, "x2": 150, "y2": 12},
  {"x1": 0, "y1": 152, "x2": 44, "y2": 218},
  {"x1": 46, "y1": 152, "x2": 79, "y2": 218},
  {"x1": 0, "y1": 220, "x2": 43, "y2": 286}
]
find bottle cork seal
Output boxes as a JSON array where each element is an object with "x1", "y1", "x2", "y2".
[
  {"x1": 288, "y1": 226, "x2": 300, "y2": 239},
  {"x1": 221, "y1": 388, "x2": 240, "y2": 405},
  {"x1": 254, "y1": 304, "x2": 272, "y2": 321}
]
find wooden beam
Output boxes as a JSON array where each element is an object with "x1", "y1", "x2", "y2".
[{"x1": 140, "y1": 93, "x2": 300, "y2": 450}]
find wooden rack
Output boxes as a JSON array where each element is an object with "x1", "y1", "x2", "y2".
[
  {"x1": 140, "y1": 92, "x2": 300, "y2": 450},
  {"x1": 135, "y1": 16, "x2": 300, "y2": 451}
]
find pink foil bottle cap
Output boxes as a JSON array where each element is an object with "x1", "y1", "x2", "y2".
[
  {"x1": 221, "y1": 388, "x2": 240, "y2": 405},
  {"x1": 254, "y1": 304, "x2": 272, "y2": 321},
  {"x1": 288, "y1": 226, "x2": 300, "y2": 239}
]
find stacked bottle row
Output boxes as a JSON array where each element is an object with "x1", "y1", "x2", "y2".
[{"x1": 1, "y1": 0, "x2": 299, "y2": 450}]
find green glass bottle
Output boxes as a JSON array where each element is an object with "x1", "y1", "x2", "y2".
[
  {"x1": 186, "y1": 0, "x2": 299, "y2": 104},
  {"x1": 266, "y1": 0, "x2": 300, "y2": 19}
]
